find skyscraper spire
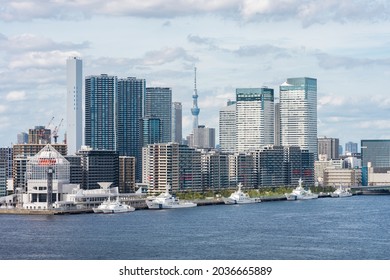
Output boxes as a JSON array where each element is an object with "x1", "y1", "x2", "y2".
[{"x1": 191, "y1": 66, "x2": 200, "y2": 130}]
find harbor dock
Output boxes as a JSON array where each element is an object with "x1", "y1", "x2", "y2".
[{"x1": 0, "y1": 192, "x2": 347, "y2": 215}]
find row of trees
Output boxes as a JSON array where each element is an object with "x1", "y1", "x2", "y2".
[{"x1": 176, "y1": 185, "x2": 337, "y2": 200}]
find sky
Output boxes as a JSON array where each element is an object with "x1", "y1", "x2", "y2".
[{"x1": 1, "y1": 0, "x2": 390, "y2": 149}]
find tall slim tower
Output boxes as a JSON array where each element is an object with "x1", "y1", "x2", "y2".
[
  {"x1": 191, "y1": 67, "x2": 200, "y2": 130},
  {"x1": 66, "y1": 57, "x2": 82, "y2": 155}
]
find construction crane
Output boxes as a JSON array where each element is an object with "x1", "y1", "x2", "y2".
[
  {"x1": 52, "y1": 118, "x2": 63, "y2": 144},
  {"x1": 47, "y1": 116, "x2": 55, "y2": 129}
]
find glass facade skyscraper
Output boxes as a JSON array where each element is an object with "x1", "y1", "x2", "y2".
[
  {"x1": 85, "y1": 74, "x2": 117, "y2": 151},
  {"x1": 361, "y1": 140, "x2": 390, "y2": 168},
  {"x1": 280, "y1": 77, "x2": 317, "y2": 158},
  {"x1": 236, "y1": 87, "x2": 274, "y2": 152},
  {"x1": 145, "y1": 87, "x2": 172, "y2": 143},
  {"x1": 141, "y1": 117, "x2": 162, "y2": 147}
]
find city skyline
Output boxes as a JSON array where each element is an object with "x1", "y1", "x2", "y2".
[{"x1": 1, "y1": 1, "x2": 390, "y2": 147}]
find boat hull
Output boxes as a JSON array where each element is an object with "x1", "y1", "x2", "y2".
[
  {"x1": 331, "y1": 193, "x2": 352, "y2": 198},
  {"x1": 102, "y1": 207, "x2": 135, "y2": 214},
  {"x1": 146, "y1": 201, "x2": 197, "y2": 209},
  {"x1": 285, "y1": 194, "x2": 318, "y2": 200},
  {"x1": 223, "y1": 198, "x2": 261, "y2": 204}
]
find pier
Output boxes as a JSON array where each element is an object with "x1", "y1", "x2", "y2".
[{"x1": 350, "y1": 185, "x2": 390, "y2": 195}]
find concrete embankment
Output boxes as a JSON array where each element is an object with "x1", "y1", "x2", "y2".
[
  {"x1": 194, "y1": 195, "x2": 287, "y2": 206},
  {"x1": 0, "y1": 208, "x2": 93, "y2": 215}
]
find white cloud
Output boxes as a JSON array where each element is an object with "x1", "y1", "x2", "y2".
[
  {"x1": 359, "y1": 120, "x2": 390, "y2": 130},
  {"x1": 0, "y1": 33, "x2": 90, "y2": 54},
  {"x1": 140, "y1": 47, "x2": 198, "y2": 66},
  {"x1": 8, "y1": 50, "x2": 81, "y2": 69},
  {"x1": 1, "y1": 0, "x2": 390, "y2": 26},
  {"x1": 6, "y1": 91, "x2": 26, "y2": 101},
  {"x1": 0, "y1": 105, "x2": 7, "y2": 113},
  {"x1": 315, "y1": 52, "x2": 390, "y2": 69},
  {"x1": 318, "y1": 95, "x2": 347, "y2": 108}
]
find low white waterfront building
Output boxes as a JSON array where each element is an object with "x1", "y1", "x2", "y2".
[
  {"x1": 22, "y1": 144, "x2": 70, "y2": 210},
  {"x1": 1, "y1": 144, "x2": 147, "y2": 211}
]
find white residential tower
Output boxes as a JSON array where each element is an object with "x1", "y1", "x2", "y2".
[{"x1": 66, "y1": 57, "x2": 83, "y2": 155}]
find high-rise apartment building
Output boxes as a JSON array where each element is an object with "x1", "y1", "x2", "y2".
[
  {"x1": 0, "y1": 158, "x2": 6, "y2": 196},
  {"x1": 255, "y1": 145, "x2": 286, "y2": 187},
  {"x1": 236, "y1": 87, "x2": 274, "y2": 152},
  {"x1": 201, "y1": 150, "x2": 229, "y2": 190},
  {"x1": 143, "y1": 142, "x2": 179, "y2": 194},
  {"x1": 280, "y1": 77, "x2": 317, "y2": 158},
  {"x1": 117, "y1": 77, "x2": 145, "y2": 154},
  {"x1": 66, "y1": 57, "x2": 83, "y2": 155},
  {"x1": 228, "y1": 153, "x2": 256, "y2": 188},
  {"x1": 318, "y1": 136, "x2": 339, "y2": 160},
  {"x1": 85, "y1": 74, "x2": 117, "y2": 151},
  {"x1": 172, "y1": 102, "x2": 182, "y2": 144},
  {"x1": 219, "y1": 101, "x2": 236, "y2": 153},
  {"x1": 251, "y1": 145, "x2": 314, "y2": 187},
  {"x1": 178, "y1": 145, "x2": 202, "y2": 191},
  {"x1": 145, "y1": 87, "x2": 172, "y2": 143},
  {"x1": 143, "y1": 143, "x2": 204, "y2": 193},
  {"x1": 28, "y1": 126, "x2": 51, "y2": 144},
  {"x1": 0, "y1": 148, "x2": 12, "y2": 196},
  {"x1": 0, "y1": 147, "x2": 13, "y2": 179},
  {"x1": 117, "y1": 77, "x2": 145, "y2": 181}
]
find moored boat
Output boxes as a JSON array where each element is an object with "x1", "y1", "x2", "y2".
[
  {"x1": 285, "y1": 178, "x2": 318, "y2": 200},
  {"x1": 92, "y1": 200, "x2": 110, "y2": 213},
  {"x1": 101, "y1": 199, "x2": 135, "y2": 213},
  {"x1": 331, "y1": 186, "x2": 353, "y2": 198},
  {"x1": 223, "y1": 183, "x2": 261, "y2": 204},
  {"x1": 146, "y1": 184, "x2": 197, "y2": 209}
]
